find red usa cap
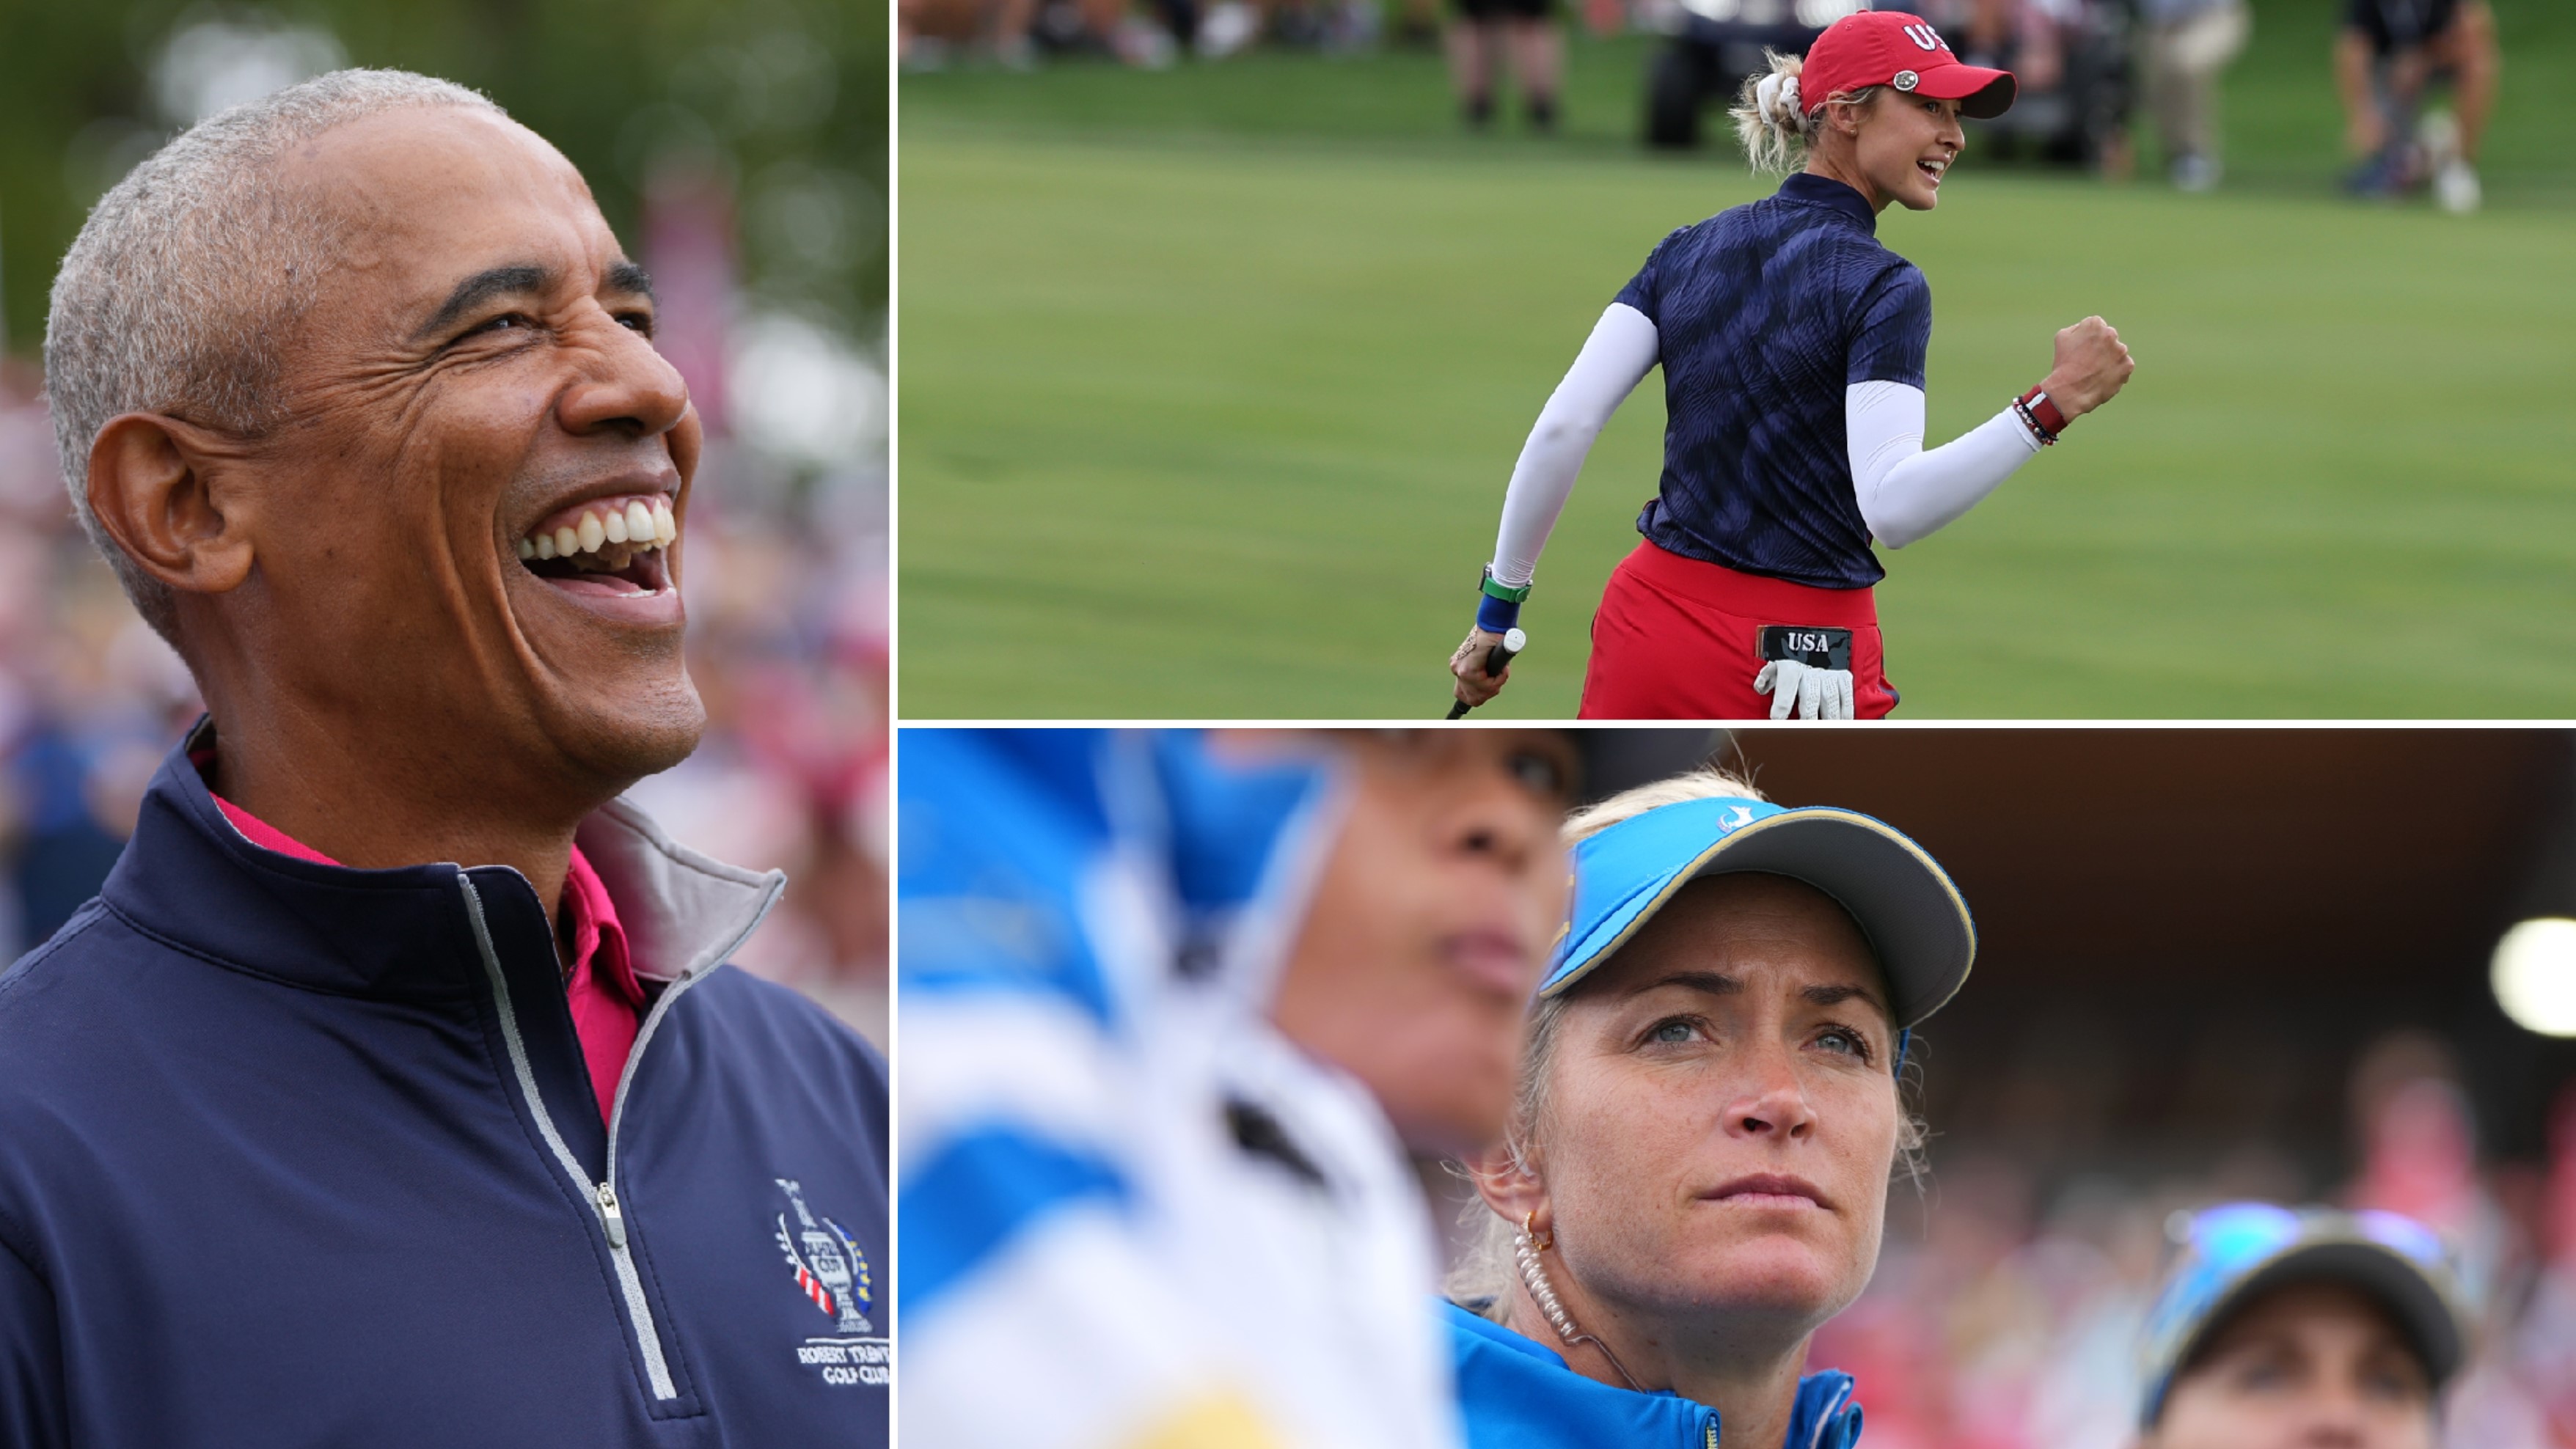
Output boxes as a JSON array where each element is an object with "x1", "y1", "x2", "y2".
[{"x1": 1801, "y1": 10, "x2": 2016, "y2": 120}]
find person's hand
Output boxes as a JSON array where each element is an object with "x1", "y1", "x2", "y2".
[
  {"x1": 2041, "y1": 316, "x2": 2134, "y2": 419},
  {"x1": 1753, "y1": 659, "x2": 1854, "y2": 720},
  {"x1": 1451, "y1": 628, "x2": 1513, "y2": 708}
]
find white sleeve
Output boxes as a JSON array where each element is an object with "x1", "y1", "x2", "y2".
[
  {"x1": 1489, "y1": 304, "x2": 1661, "y2": 588},
  {"x1": 1846, "y1": 379, "x2": 2045, "y2": 549}
]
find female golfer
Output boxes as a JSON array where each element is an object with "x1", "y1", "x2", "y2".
[
  {"x1": 1446, "y1": 767, "x2": 1977, "y2": 1448},
  {"x1": 1447, "y1": 10, "x2": 2134, "y2": 719}
]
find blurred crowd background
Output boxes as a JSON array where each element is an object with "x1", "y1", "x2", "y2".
[
  {"x1": 0, "y1": 0, "x2": 890, "y2": 1045},
  {"x1": 902, "y1": 0, "x2": 2541, "y2": 209},
  {"x1": 1416, "y1": 730, "x2": 2576, "y2": 1448}
]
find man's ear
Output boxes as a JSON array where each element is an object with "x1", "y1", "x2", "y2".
[
  {"x1": 1466, "y1": 1138, "x2": 1548, "y2": 1229},
  {"x1": 85, "y1": 413, "x2": 256, "y2": 595}
]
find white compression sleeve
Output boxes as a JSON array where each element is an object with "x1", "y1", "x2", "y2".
[
  {"x1": 1846, "y1": 379, "x2": 2045, "y2": 549},
  {"x1": 1489, "y1": 304, "x2": 1661, "y2": 589}
]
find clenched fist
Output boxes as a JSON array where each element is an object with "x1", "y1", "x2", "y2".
[{"x1": 2041, "y1": 316, "x2": 2135, "y2": 419}]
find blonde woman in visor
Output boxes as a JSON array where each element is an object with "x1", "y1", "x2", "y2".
[{"x1": 1447, "y1": 768, "x2": 1977, "y2": 1449}]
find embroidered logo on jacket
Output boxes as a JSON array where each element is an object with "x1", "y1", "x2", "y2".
[{"x1": 775, "y1": 1178, "x2": 889, "y2": 1388}]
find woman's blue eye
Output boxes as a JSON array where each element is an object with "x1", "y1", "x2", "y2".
[{"x1": 1649, "y1": 1019, "x2": 1694, "y2": 1044}]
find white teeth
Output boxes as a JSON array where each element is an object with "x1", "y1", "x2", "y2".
[{"x1": 513, "y1": 495, "x2": 678, "y2": 563}]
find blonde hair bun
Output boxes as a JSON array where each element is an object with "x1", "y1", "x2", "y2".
[{"x1": 1730, "y1": 49, "x2": 1811, "y2": 175}]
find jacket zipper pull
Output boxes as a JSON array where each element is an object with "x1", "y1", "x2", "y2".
[{"x1": 597, "y1": 1181, "x2": 629, "y2": 1250}]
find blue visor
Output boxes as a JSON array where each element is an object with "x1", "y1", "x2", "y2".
[
  {"x1": 2138, "y1": 1202, "x2": 2467, "y2": 1426},
  {"x1": 1548, "y1": 796, "x2": 1975, "y2": 1030}
]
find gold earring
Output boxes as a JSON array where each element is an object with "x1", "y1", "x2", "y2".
[{"x1": 1523, "y1": 1211, "x2": 1554, "y2": 1252}]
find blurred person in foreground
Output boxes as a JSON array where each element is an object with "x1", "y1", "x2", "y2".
[
  {"x1": 1448, "y1": 766, "x2": 1977, "y2": 1448},
  {"x1": 2, "y1": 70, "x2": 888, "y2": 1448},
  {"x1": 2139, "y1": 0, "x2": 2249, "y2": 191},
  {"x1": 2335, "y1": 0, "x2": 2498, "y2": 213},
  {"x1": 2134, "y1": 1203, "x2": 2470, "y2": 1449},
  {"x1": 900, "y1": 730, "x2": 1704, "y2": 1449}
]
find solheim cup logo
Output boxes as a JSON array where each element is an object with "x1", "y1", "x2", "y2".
[{"x1": 775, "y1": 1178, "x2": 874, "y2": 1335}]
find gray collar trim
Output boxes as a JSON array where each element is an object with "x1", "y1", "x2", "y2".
[{"x1": 575, "y1": 798, "x2": 786, "y2": 983}]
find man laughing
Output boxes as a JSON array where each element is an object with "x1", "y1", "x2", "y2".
[{"x1": 1, "y1": 70, "x2": 888, "y2": 1448}]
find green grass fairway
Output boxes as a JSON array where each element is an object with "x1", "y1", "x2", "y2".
[{"x1": 900, "y1": 5, "x2": 2576, "y2": 718}]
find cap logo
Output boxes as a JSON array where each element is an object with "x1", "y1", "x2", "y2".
[
  {"x1": 1902, "y1": 21, "x2": 1942, "y2": 50},
  {"x1": 1892, "y1": 69, "x2": 1920, "y2": 90}
]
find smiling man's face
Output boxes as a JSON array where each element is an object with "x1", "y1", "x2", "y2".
[{"x1": 233, "y1": 105, "x2": 703, "y2": 801}]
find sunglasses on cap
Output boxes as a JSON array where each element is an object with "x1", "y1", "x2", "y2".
[{"x1": 2138, "y1": 1200, "x2": 2467, "y2": 1426}]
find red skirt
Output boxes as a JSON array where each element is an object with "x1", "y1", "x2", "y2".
[{"x1": 1578, "y1": 540, "x2": 1898, "y2": 719}]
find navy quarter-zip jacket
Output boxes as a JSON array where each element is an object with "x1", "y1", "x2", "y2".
[{"x1": 0, "y1": 735, "x2": 890, "y2": 1448}]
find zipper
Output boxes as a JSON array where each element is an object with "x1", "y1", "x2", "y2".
[
  {"x1": 1707, "y1": 1422, "x2": 1719, "y2": 1449},
  {"x1": 597, "y1": 1182, "x2": 628, "y2": 1247},
  {"x1": 458, "y1": 872, "x2": 687, "y2": 1401}
]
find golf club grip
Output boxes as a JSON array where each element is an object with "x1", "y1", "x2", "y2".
[{"x1": 1445, "y1": 634, "x2": 1526, "y2": 719}]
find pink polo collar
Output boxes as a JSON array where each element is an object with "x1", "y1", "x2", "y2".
[{"x1": 208, "y1": 792, "x2": 645, "y2": 1129}]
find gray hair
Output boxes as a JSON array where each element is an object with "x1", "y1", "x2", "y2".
[
  {"x1": 1446, "y1": 766, "x2": 1930, "y2": 1313},
  {"x1": 43, "y1": 68, "x2": 505, "y2": 647}
]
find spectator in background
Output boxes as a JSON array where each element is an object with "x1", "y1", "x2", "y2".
[
  {"x1": 2138, "y1": 0, "x2": 2248, "y2": 191},
  {"x1": 1446, "y1": 0, "x2": 1562, "y2": 132},
  {"x1": 902, "y1": 0, "x2": 1179, "y2": 70},
  {"x1": 2134, "y1": 1203, "x2": 2469, "y2": 1449},
  {"x1": 2335, "y1": 0, "x2": 2499, "y2": 213},
  {"x1": 900, "y1": 0, "x2": 1044, "y2": 70},
  {"x1": 1944, "y1": 0, "x2": 2063, "y2": 98},
  {"x1": 1924, "y1": 0, "x2": 2132, "y2": 172}
]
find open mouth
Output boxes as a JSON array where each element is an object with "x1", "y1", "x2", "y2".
[
  {"x1": 512, "y1": 494, "x2": 677, "y2": 600},
  {"x1": 1917, "y1": 157, "x2": 1950, "y2": 184}
]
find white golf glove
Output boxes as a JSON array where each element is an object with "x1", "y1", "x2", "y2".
[{"x1": 1754, "y1": 659, "x2": 1855, "y2": 720}]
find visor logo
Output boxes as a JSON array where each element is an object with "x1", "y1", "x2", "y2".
[
  {"x1": 1892, "y1": 69, "x2": 1920, "y2": 91},
  {"x1": 1903, "y1": 21, "x2": 1942, "y2": 50}
]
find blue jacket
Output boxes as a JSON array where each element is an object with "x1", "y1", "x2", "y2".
[
  {"x1": 0, "y1": 734, "x2": 890, "y2": 1448},
  {"x1": 1447, "y1": 1302, "x2": 1864, "y2": 1449}
]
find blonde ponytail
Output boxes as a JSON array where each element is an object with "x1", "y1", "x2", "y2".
[{"x1": 1730, "y1": 50, "x2": 1810, "y2": 175}]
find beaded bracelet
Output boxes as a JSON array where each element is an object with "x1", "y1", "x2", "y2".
[{"x1": 2015, "y1": 386, "x2": 2067, "y2": 445}]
